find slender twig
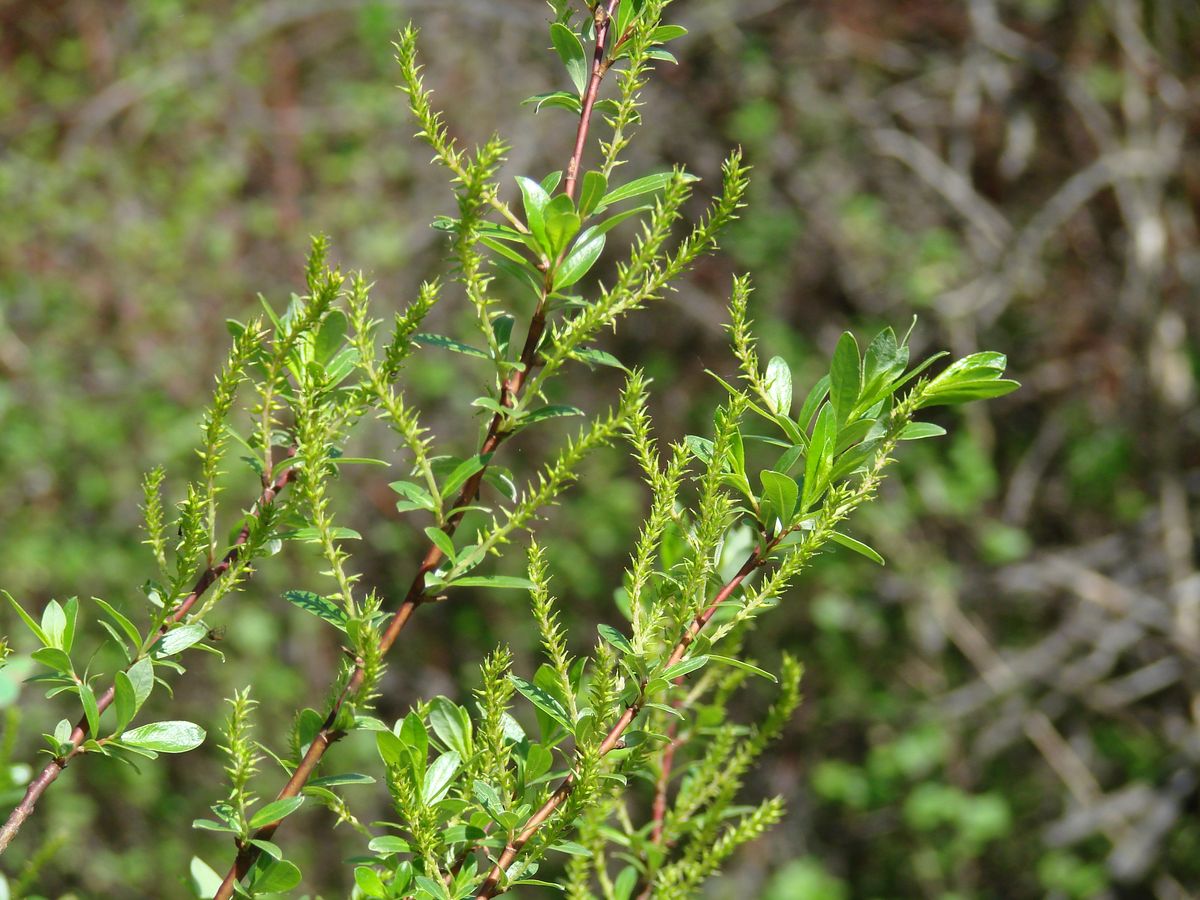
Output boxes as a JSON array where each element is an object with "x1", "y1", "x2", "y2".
[
  {"x1": 212, "y1": 7, "x2": 628, "y2": 891},
  {"x1": 473, "y1": 549, "x2": 763, "y2": 899},
  {"x1": 563, "y1": 0, "x2": 621, "y2": 201},
  {"x1": 0, "y1": 454, "x2": 298, "y2": 855}
]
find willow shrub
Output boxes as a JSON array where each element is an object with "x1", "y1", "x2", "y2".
[{"x1": 0, "y1": 1, "x2": 1017, "y2": 897}]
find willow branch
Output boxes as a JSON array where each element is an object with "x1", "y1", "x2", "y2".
[
  {"x1": 473, "y1": 548, "x2": 764, "y2": 899},
  {"x1": 0, "y1": 454, "x2": 298, "y2": 855}
]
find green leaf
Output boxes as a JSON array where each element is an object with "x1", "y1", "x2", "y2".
[
  {"x1": 440, "y1": 453, "x2": 491, "y2": 500},
  {"x1": 79, "y1": 682, "x2": 100, "y2": 737},
  {"x1": 307, "y1": 773, "x2": 376, "y2": 788},
  {"x1": 830, "y1": 332, "x2": 862, "y2": 425},
  {"x1": 550, "y1": 840, "x2": 593, "y2": 857},
  {"x1": 388, "y1": 481, "x2": 437, "y2": 513},
  {"x1": 764, "y1": 357, "x2": 792, "y2": 415},
  {"x1": 152, "y1": 622, "x2": 208, "y2": 658},
  {"x1": 578, "y1": 170, "x2": 607, "y2": 218},
  {"x1": 112, "y1": 671, "x2": 137, "y2": 733},
  {"x1": 283, "y1": 590, "x2": 348, "y2": 630},
  {"x1": 598, "y1": 624, "x2": 634, "y2": 655},
  {"x1": 447, "y1": 575, "x2": 536, "y2": 590},
  {"x1": 797, "y1": 374, "x2": 830, "y2": 432},
  {"x1": 120, "y1": 720, "x2": 206, "y2": 753},
  {"x1": 429, "y1": 697, "x2": 473, "y2": 760},
  {"x1": 661, "y1": 655, "x2": 709, "y2": 682},
  {"x1": 414, "y1": 874, "x2": 451, "y2": 900},
  {"x1": 707, "y1": 654, "x2": 778, "y2": 682},
  {"x1": 472, "y1": 780, "x2": 506, "y2": 820},
  {"x1": 803, "y1": 404, "x2": 834, "y2": 512},
  {"x1": 899, "y1": 422, "x2": 947, "y2": 440},
  {"x1": 549, "y1": 22, "x2": 588, "y2": 95},
  {"x1": 367, "y1": 835, "x2": 412, "y2": 855},
  {"x1": 412, "y1": 333, "x2": 490, "y2": 359},
  {"x1": 554, "y1": 229, "x2": 605, "y2": 289},
  {"x1": 30, "y1": 647, "x2": 73, "y2": 674},
  {"x1": 919, "y1": 379, "x2": 1020, "y2": 407},
  {"x1": 3, "y1": 591, "x2": 49, "y2": 645},
  {"x1": 248, "y1": 796, "x2": 305, "y2": 830},
  {"x1": 521, "y1": 404, "x2": 585, "y2": 425},
  {"x1": 543, "y1": 194, "x2": 581, "y2": 256},
  {"x1": 571, "y1": 347, "x2": 626, "y2": 370},
  {"x1": 315, "y1": 310, "x2": 348, "y2": 362},
  {"x1": 355, "y1": 866, "x2": 388, "y2": 899},
  {"x1": 92, "y1": 598, "x2": 142, "y2": 649},
  {"x1": 40, "y1": 600, "x2": 66, "y2": 650},
  {"x1": 425, "y1": 527, "x2": 457, "y2": 562},
  {"x1": 423, "y1": 750, "x2": 461, "y2": 804},
  {"x1": 596, "y1": 171, "x2": 694, "y2": 213},
  {"x1": 61, "y1": 597, "x2": 79, "y2": 653},
  {"x1": 515, "y1": 176, "x2": 551, "y2": 250},
  {"x1": 522, "y1": 91, "x2": 583, "y2": 114},
  {"x1": 759, "y1": 469, "x2": 799, "y2": 526},
  {"x1": 249, "y1": 858, "x2": 302, "y2": 893},
  {"x1": 510, "y1": 675, "x2": 572, "y2": 732},
  {"x1": 127, "y1": 657, "x2": 154, "y2": 710},
  {"x1": 830, "y1": 531, "x2": 885, "y2": 565},
  {"x1": 651, "y1": 24, "x2": 688, "y2": 43},
  {"x1": 190, "y1": 857, "x2": 224, "y2": 898}
]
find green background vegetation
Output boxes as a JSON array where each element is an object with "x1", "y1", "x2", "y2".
[{"x1": 1, "y1": 0, "x2": 1197, "y2": 896}]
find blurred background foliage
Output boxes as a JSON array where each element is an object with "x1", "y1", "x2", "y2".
[{"x1": 1, "y1": 0, "x2": 1199, "y2": 897}]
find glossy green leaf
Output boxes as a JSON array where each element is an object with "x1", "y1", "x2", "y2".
[
  {"x1": 112, "y1": 671, "x2": 137, "y2": 733},
  {"x1": 423, "y1": 750, "x2": 461, "y2": 804},
  {"x1": 830, "y1": 332, "x2": 862, "y2": 425},
  {"x1": 899, "y1": 422, "x2": 947, "y2": 440},
  {"x1": 598, "y1": 624, "x2": 634, "y2": 655},
  {"x1": 510, "y1": 675, "x2": 572, "y2": 732},
  {"x1": 248, "y1": 796, "x2": 305, "y2": 830},
  {"x1": 447, "y1": 575, "x2": 536, "y2": 590},
  {"x1": 119, "y1": 720, "x2": 206, "y2": 753},
  {"x1": 152, "y1": 622, "x2": 208, "y2": 657},
  {"x1": 549, "y1": 22, "x2": 588, "y2": 95},
  {"x1": 554, "y1": 229, "x2": 605, "y2": 289},
  {"x1": 578, "y1": 170, "x2": 607, "y2": 217}
]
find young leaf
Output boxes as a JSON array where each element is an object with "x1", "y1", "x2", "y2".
[
  {"x1": 283, "y1": 590, "x2": 349, "y2": 629},
  {"x1": 423, "y1": 750, "x2": 461, "y2": 804},
  {"x1": 447, "y1": 575, "x2": 536, "y2": 590},
  {"x1": 127, "y1": 656, "x2": 154, "y2": 710},
  {"x1": 515, "y1": 176, "x2": 551, "y2": 250},
  {"x1": 41, "y1": 600, "x2": 66, "y2": 650},
  {"x1": 759, "y1": 470, "x2": 799, "y2": 527},
  {"x1": 439, "y1": 454, "x2": 491, "y2": 500},
  {"x1": 802, "y1": 404, "x2": 834, "y2": 512},
  {"x1": 412, "y1": 333, "x2": 490, "y2": 359},
  {"x1": 520, "y1": 405, "x2": 585, "y2": 426},
  {"x1": 425, "y1": 527, "x2": 457, "y2": 562},
  {"x1": 248, "y1": 797, "x2": 306, "y2": 830},
  {"x1": 578, "y1": 170, "x2": 607, "y2": 218},
  {"x1": 554, "y1": 229, "x2": 605, "y2": 289},
  {"x1": 152, "y1": 622, "x2": 209, "y2": 658},
  {"x1": 92, "y1": 598, "x2": 142, "y2": 649},
  {"x1": 596, "y1": 171, "x2": 695, "y2": 214},
  {"x1": 764, "y1": 357, "x2": 792, "y2": 415},
  {"x1": 830, "y1": 531, "x2": 886, "y2": 565},
  {"x1": 707, "y1": 654, "x2": 778, "y2": 682},
  {"x1": 119, "y1": 721, "x2": 206, "y2": 753},
  {"x1": 598, "y1": 624, "x2": 634, "y2": 655},
  {"x1": 661, "y1": 655, "x2": 709, "y2": 682},
  {"x1": 549, "y1": 22, "x2": 588, "y2": 95},
  {"x1": 3, "y1": 590, "x2": 49, "y2": 646},
  {"x1": 112, "y1": 671, "x2": 137, "y2": 733},
  {"x1": 829, "y1": 332, "x2": 862, "y2": 425},
  {"x1": 510, "y1": 675, "x2": 573, "y2": 732},
  {"x1": 249, "y1": 859, "x2": 302, "y2": 893},
  {"x1": 899, "y1": 422, "x2": 947, "y2": 440}
]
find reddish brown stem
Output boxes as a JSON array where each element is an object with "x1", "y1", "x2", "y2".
[
  {"x1": 563, "y1": 0, "x2": 621, "y2": 201},
  {"x1": 473, "y1": 549, "x2": 763, "y2": 899},
  {"x1": 0, "y1": 456, "x2": 298, "y2": 855}
]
